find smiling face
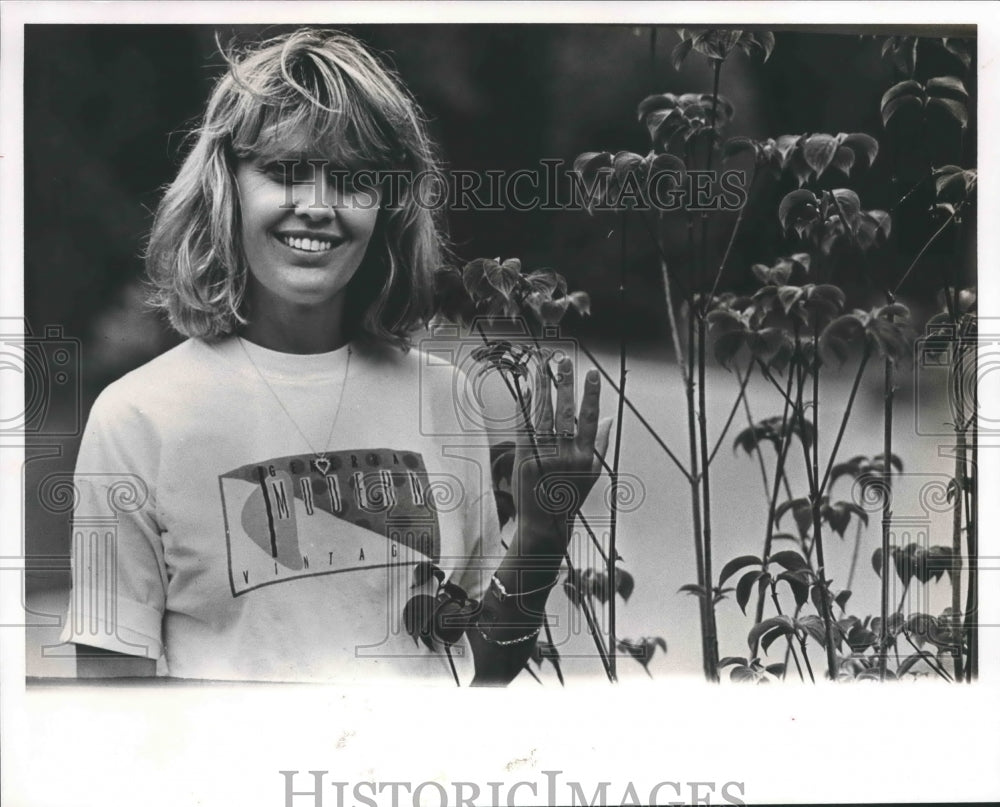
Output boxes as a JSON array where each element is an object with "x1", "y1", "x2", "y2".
[{"x1": 235, "y1": 151, "x2": 382, "y2": 322}]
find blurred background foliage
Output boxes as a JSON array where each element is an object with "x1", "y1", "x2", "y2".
[{"x1": 23, "y1": 24, "x2": 975, "y2": 573}]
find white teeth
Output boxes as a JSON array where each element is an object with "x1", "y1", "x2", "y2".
[{"x1": 280, "y1": 235, "x2": 334, "y2": 252}]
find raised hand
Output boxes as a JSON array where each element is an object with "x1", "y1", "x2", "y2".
[{"x1": 512, "y1": 355, "x2": 612, "y2": 555}]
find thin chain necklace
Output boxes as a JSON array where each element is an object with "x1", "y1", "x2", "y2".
[{"x1": 237, "y1": 336, "x2": 352, "y2": 476}]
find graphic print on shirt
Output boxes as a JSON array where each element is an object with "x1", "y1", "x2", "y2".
[{"x1": 218, "y1": 448, "x2": 445, "y2": 596}]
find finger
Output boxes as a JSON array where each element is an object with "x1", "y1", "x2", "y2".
[
  {"x1": 554, "y1": 357, "x2": 575, "y2": 438},
  {"x1": 575, "y1": 368, "x2": 601, "y2": 451},
  {"x1": 591, "y1": 417, "x2": 613, "y2": 473},
  {"x1": 533, "y1": 356, "x2": 554, "y2": 435}
]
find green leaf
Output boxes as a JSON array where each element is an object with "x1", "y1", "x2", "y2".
[
  {"x1": 941, "y1": 38, "x2": 972, "y2": 69},
  {"x1": 775, "y1": 569, "x2": 810, "y2": 607},
  {"x1": 809, "y1": 283, "x2": 847, "y2": 313},
  {"x1": 775, "y1": 498, "x2": 810, "y2": 536},
  {"x1": 433, "y1": 598, "x2": 469, "y2": 646},
  {"x1": 462, "y1": 258, "x2": 494, "y2": 299},
  {"x1": 713, "y1": 331, "x2": 745, "y2": 368},
  {"x1": 830, "y1": 146, "x2": 855, "y2": 176},
  {"x1": 934, "y1": 165, "x2": 973, "y2": 202},
  {"x1": 897, "y1": 650, "x2": 934, "y2": 677},
  {"x1": 736, "y1": 569, "x2": 764, "y2": 615},
  {"x1": 583, "y1": 568, "x2": 610, "y2": 604},
  {"x1": 926, "y1": 76, "x2": 968, "y2": 100},
  {"x1": 830, "y1": 189, "x2": 862, "y2": 228},
  {"x1": 411, "y1": 561, "x2": 446, "y2": 590},
  {"x1": 797, "y1": 613, "x2": 827, "y2": 646},
  {"x1": 671, "y1": 37, "x2": 694, "y2": 71},
  {"x1": 881, "y1": 94, "x2": 924, "y2": 128},
  {"x1": 719, "y1": 554, "x2": 762, "y2": 586},
  {"x1": 745, "y1": 328, "x2": 788, "y2": 363},
  {"x1": 819, "y1": 314, "x2": 864, "y2": 366},
  {"x1": 778, "y1": 189, "x2": 819, "y2": 231},
  {"x1": 926, "y1": 545, "x2": 954, "y2": 583},
  {"x1": 637, "y1": 93, "x2": 676, "y2": 122},
  {"x1": 777, "y1": 285, "x2": 804, "y2": 314},
  {"x1": 927, "y1": 97, "x2": 968, "y2": 128},
  {"x1": 770, "y1": 550, "x2": 810, "y2": 573},
  {"x1": 881, "y1": 80, "x2": 924, "y2": 112},
  {"x1": 748, "y1": 615, "x2": 794, "y2": 652},
  {"x1": 838, "y1": 132, "x2": 879, "y2": 168},
  {"x1": 722, "y1": 136, "x2": 756, "y2": 161},
  {"x1": 802, "y1": 134, "x2": 838, "y2": 178},
  {"x1": 493, "y1": 489, "x2": 516, "y2": 529},
  {"x1": 719, "y1": 656, "x2": 748, "y2": 668},
  {"x1": 858, "y1": 210, "x2": 892, "y2": 249},
  {"x1": 760, "y1": 625, "x2": 790, "y2": 655},
  {"x1": 616, "y1": 568, "x2": 636, "y2": 601},
  {"x1": 755, "y1": 32, "x2": 776, "y2": 62},
  {"x1": 485, "y1": 258, "x2": 520, "y2": 299},
  {"x1": 402, "y1": 594, "x2": 437, "y2": 649}
]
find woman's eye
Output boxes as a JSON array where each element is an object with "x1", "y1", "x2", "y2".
[
  {"x1": 261, "y1": 161, "x2": 294, "y2": 181},
  {"x1": 327, "y1": 170, "x2": 358, "y2": 193}
]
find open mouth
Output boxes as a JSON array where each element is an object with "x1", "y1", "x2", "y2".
[{"x1": 276, "y1": 233, "x2": 345, "y2": 254}]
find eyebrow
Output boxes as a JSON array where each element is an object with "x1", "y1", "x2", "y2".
[{"x1": 251, "y1": 148, "x2": 377, "y2": 172}]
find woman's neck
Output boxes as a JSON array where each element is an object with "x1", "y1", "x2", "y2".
[{"x1": 239, "y1": 297, "x2": 349, "y2": 354}]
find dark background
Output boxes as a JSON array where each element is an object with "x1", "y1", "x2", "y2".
[{"x1": 23, "y1": 24, "x2": 976, "y2": 582}]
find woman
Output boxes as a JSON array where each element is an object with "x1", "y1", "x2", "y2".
[{"x1": 61, "y1": 28, "x2": 609, "y2": 685}]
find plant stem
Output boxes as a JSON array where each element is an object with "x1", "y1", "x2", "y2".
[
  {"x1": 636, "y1": 209, "x2": 699, "y2": 311},
  {"x1": 576, "y1": 342, "x2": 690, "y2": 479},
  {"x1": 818, "y1": 348, "x2": 872, "y2": 494},
  {"x1": 577, "y1": 512, "x2": 613, "y2": 565},
  {"x1": 799, "y1": 636, "x2": 816, "y2": 683},
  {"x1": 445, "y1": 646, "x2": 460, "y2": 687},
  {"x1": 878, "y1": 356, "x2": 894, "y2": 682},
  {"x1": 901, "y1": 632, "x2": 954, "y2": 682},
  {"x1": 606, "y1": 211, "x2": 632, "y2": 682},
  {"x1": 708, "y1": 168, "x2": 756, "y2": 301},
  {"x1": 769, "y1": 588, "x2": 807, "y2": 682},
  {"x1": 738, "y1": 366, "x2": 771, "y2": 501},
  {"x1": 698, "y1": 317, "x2": 720, "y2": 680},
  {"x1": 689, "y1": 59, "x2": 724, "y2": 683},
  {"x1": 705, "y1": 364, "x2": 754, "y2": 470},
  {"x1": 806, "y1": 329, "x2": 839, "y2": 682},
  {"x1": 964, "y1": 425, "x2": 978, "y2": 681},
  {"x1": 685, "y1": 296, "x2": 710, "y2": 680},
  {"x1": 963, "y1": 321, "x2": 977, "y2": 681},
  {"x1": 751, "y1": 369, "x2": 796, "y2": 649},
  {"x1": 952, "y1": 427, "x2": 966, "y2": 683},
  {"x1": 845, "y1": 518, "x2": 864, "y2": 593},
  {"x1": 523, "y1": 663, "x2": 543, "y2": 685},
  {"x1": 756, "y1": 360, "x2": 798, "y2": 412},
  {"x1": 893, "y1": 203, "x2": 964, "y2": 295},
  {"x1": 896, "y1": 580, "x2": 910, "y2": 616},
  {"x1": 661, "y1": 253, "x2": 689, "y2": 384}
]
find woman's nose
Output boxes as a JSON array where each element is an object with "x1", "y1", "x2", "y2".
[{"x1": 292, "y1": 166, "x2": 339, "y2": 221}]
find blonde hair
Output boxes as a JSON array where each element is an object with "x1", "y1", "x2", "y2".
[{"x1": 146, "y1": 28, "x2": 445, "y2": 347}]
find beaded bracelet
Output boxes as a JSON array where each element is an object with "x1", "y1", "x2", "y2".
[
  {"x1": 478, "y1": 625, "x2": 542, "y2": 646},
  {"x1": 490, "y1": 573, "x2": 560, "y2": 602}
]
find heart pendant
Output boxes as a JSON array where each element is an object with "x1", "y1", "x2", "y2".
[{"x1": 314, "y1": 457, "x2": 331, "y2": 475}]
